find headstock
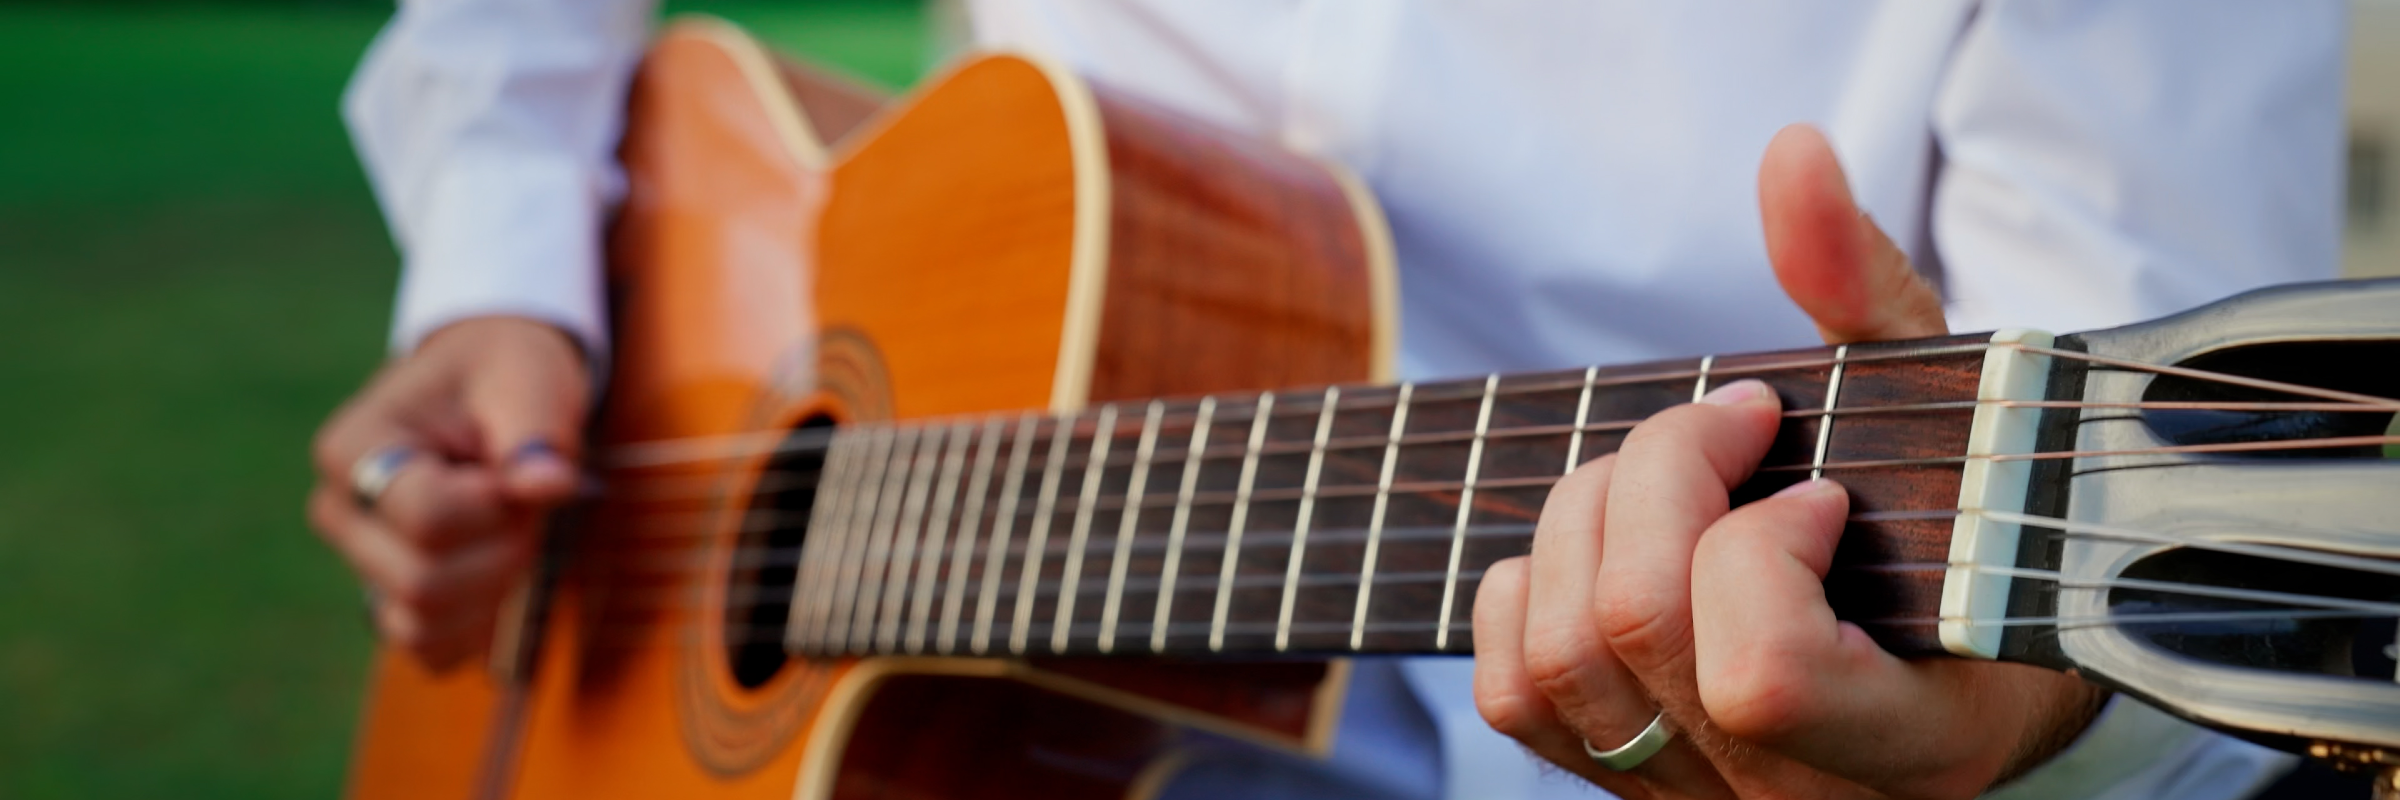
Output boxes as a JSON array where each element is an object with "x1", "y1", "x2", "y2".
[{"x1": 2005, "y1": 278, "x2": 2400, "y2": 766}]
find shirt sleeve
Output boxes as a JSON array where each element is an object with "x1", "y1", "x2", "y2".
[
  {"x1": 1985, "y1": 697, "x2": 2297, "y2": 800},
  {"x1": 1927, "y1": 2, "x2": 2345, "y2": 797},
  {"x1": 342, "y1": 0, "x2": 660, "y2": 357}
]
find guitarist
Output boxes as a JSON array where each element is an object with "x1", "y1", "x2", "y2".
[{"x1": 307, "y1": 2, "x2": 2347, "y2": 798}]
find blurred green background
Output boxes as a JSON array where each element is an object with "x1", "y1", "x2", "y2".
[
  {"x1": 8, "y1": 2, "x2": 2400, "y2": 798},
  {"x1": 0, "y1": 2, "x2": 926, "y2": 796}
]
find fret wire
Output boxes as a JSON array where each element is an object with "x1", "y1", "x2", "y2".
[
  {"x1": 1051, "y1": 404, "x2": 1120, "y2": 653},
  {"x1": 1151, "y1": 396, "x2": 1215, "y2": 653},
  {"x1": 790, "y1": 431, "x2": 859, "y2": 649},
  {"x1": 1691, "y1": 354, "x2": 1716, "y2": 403},
  {"x1": 995, "y1": 565, "x2": 1496, "y2": 606},
  {"x1": 1350, "y1": 381, "x2": 1413, "y2": 651},
  {"x1": 1138, "y1": 478, "x2": 1573, "y2": 524},
  {"x1": 971, "y1": 414, "x2": 1040, "y2": 654},
  {"x1": 806, "y1": 425, "x2": 2400, "y2": 603},
  {"x1": 642, "y1": 504, "x2": 1986, "y2": 605},
  {"x1": 644, "y1": 506, "x2": 2400, "y2": 631},
  {"x1": 1224, "y1": 341, "x2": 1985, "y2": 413},
  {"x1": 1437, "y1": 375, "x2": 1500, "y2": 652},
  {"x1": 904, "y1": 421, "x2": 973, "y2": 653},
  {"x1": 607, "y1": 340, "x2": 2003, "y2": 472},
  {"x1": 903, "y1": 567, "x2": 1497, "y2": 616},
  {"x1": 875, "y1": 426, "x2": 945, "y2": 652},
  {"x1": 799, "y1": 431, "x2": 859, "y2": 649},
  {"x1": 849, "y1": 426, "x2": 922, "y2": 653},
  {"x1": 658, "y1": 505, "x2": 1968, "y2": 591},
  {"x1": 695, "y1": 620, "x2": 1489, "y2": 650},
  {"x1": 824, "y1": 428, "x2": 896, "y2": 652},
  {"x1": 938, "y1": 418, "x2": 1006, "y2": 654},
  {"x1": 691, "y1": 503, "x2": 2000, "y2": 611},
  {"x1": 1276, "y1": 387, "x2": 1343, "y2": 652},
  {"x1": 644, "y1": 394, "x2": 2400, "y2": 497},
  {"x1": 1008, "y1": 416, "x2": 1078, "y2": 655},
  {"x1": 795, "y1": 619, "x2": 1491, "y2": 650},
  {"x1": 817, "y1": 431, "x2": 871, "y2": 652},
  {"x1": 1209, "y1": 391, "x2": 1277, "y2": 652},
  {"x1": 644, "y1": 417, "x2": 1990, "y2": 552},
  {"x1": 1565, "y1": 366, "x2": 1597, "y2": 472},
  {"x1": 1041, "y1": 398, "x2": 1985, "y2": 472},
  {"x1": 675, "y1": 521, "x2": 1547, "y2": 583},
  {"x1": 785, "y1": 432, "x2": 838, "y2": 648},
  {"x1": 1100, "y1": 401, "x2": 1165, "y2": 653},
  {"x1": 981, "y1": 518, "x2": 1540, "y2": 566},
  {"x1": 1811, "y1": 345, "x2": 1849, "y2": 482}
]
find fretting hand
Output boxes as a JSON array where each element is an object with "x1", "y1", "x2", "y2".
[
  {"x1": 308, "y1": 317, "x2": 590, "y2": 669},
  {"x1": 1469, "y1": 125, "x2": 2106, "y2": 799}
]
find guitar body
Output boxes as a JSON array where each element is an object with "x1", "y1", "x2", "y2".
[{"x1": 347, "y1": 19, "x2": 1397, "y2": 800}]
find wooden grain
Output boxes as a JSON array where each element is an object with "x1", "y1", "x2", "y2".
[
  {"x1": 802, "y1": 336, "x2": 1993, "y2": 658},
  {"x1": 349, "y1": 22, "x2": 1374, "y2": 800},
  {"x1": 832, "y1": 675, "x2": 1170, "y2": 800},
  {"x1": 348, "y1": 18, "x2": 2001, "y2": 800},
  {"x1": 1084, "y1": 85, "x2": 1377, "y2": 402}
]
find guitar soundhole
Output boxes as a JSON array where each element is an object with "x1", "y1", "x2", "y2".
[
  {"x1": 2111, "y1": 547, "x2": 2399, "y2": 681},
  {"x1": 725, "y1": 415, "x2": 837, "y2": 690},
  {"x1": 2142, "y1": 339, "x2": 2400, "y2": 459}
]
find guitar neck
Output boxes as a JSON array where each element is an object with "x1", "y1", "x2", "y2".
[{"x1": 787, "y1": 332, "x2": 2016, "y2": 660}]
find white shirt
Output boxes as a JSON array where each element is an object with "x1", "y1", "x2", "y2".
[{"x1": 344, "y1": 1, "x2": 2347, "y2": 797}]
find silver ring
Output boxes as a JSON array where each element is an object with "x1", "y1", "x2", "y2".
[
  {"x1": 349, "y1": 444, "x2": 417, "y2": 512},
  {"x1": 1583, "y1": 711, "x2": 1673, "y2": 772}
]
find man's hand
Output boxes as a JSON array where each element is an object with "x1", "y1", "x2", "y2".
[
  {"x1": 308, "y1": 317, "x2": 590, "y2": 670},
  {"x1": 1471, "y1": 125, "x2": 2105, "y2": 799}
]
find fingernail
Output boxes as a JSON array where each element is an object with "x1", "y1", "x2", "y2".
[
  {"x1": 1700, "y1": 379, "x2": 1769, "y2": 406},
  {"x1": 510, "y1": 439, "x2": 563, "y2": 466},
  {"x1": 1773, "y1": 478, "x2": 1837, "y2": 498}
]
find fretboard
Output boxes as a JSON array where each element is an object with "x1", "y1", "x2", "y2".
[{"x1": 787, "y1": 334, "x2": 1995, "y2": 659}]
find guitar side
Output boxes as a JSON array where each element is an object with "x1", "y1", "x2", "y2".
[{"x1": 344, "y1": 19, "x2": 1395, "y2": 800}]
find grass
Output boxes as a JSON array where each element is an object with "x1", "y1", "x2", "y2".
[{"x1": 0, "y1": 3, "x2": 924, "y2": 797}]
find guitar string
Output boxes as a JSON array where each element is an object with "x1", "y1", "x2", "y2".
[
  {"x1": 597, "y1": 557, "x2": 2400, "y2": 623},
  {"x1": 547, "y1": 428, "x2": 2400, "y2": 629},
  {"x1": 566, "y1": 508, "x2": 2400, "y2": 639},
  {"x1": 562, "y1": 422, "x2": 2400, "y2": 592},
  {"x1": 571, "y1": 504, "x2": 2400, "y2": 596},
  {"x1": 585, "y1": 429, "x2": 2400, "y2": 546},
  {"x1": 577, "y1": 604, "x2": 2400, "y2": 649},
  {"x1": 582, "y1": 595, "x2": 2400, "y2": 652},
  {"x1": 593, "y1": 341, "x2": 2400, "y2": 470},
  {"x1": 439, "y1": 347, "x2": 2400, "y2": 644},
  {"x1": 583, "y1": 342, "x2": 2398, "y2": 523},
  {"x1": 596, "y1": 396, "x2": 2400, "y2": 506},
  {"x1": 593, "y1": 344, "x2": 1986, "y2": 470}
]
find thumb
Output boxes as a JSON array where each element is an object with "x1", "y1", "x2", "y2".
[
  {"x1": 458, "y1": 322, "x2": 591, "y2": 507},
  {"x1": 1758, "y1": 124, "x2": 1948, "y2": 344}
]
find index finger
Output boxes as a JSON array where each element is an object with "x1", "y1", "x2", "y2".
[{"x1": 310, "y1": 364, "x2": 468, "y2": 482}]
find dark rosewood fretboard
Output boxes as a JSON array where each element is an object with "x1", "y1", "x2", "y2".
[{"x1": 787, "y1": 334, "x2": 1996, "y2": 660}]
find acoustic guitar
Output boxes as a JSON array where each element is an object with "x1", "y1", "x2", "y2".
[{"x1": 343, "y1": 18, "x2": 2400, "y2": 800}]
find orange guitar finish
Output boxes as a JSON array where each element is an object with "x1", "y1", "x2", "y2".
[{"x1": 345, "y1": 18, "x2": 1395, "y2": 800}]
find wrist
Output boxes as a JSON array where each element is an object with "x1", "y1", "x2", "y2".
[
  {"x1": 1877, "y1": 665, "x2": 2107, "y2": 800},
  {"x1": 419, "y1": 316, "x2": 587, "y2": 364},
  {"x1": 1995, "y1": 676, "x2": 2112, "y2": 784}
]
